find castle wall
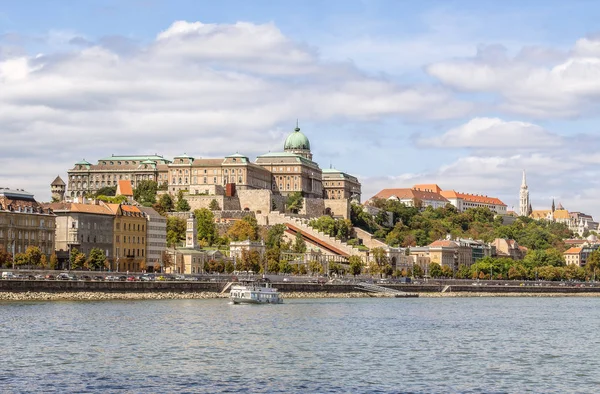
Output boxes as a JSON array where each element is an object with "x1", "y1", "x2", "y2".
[
  {"x1": 324, "y1": 199, "x2": 351, "y2": 219},
  {"x1": 300, "y1": 198, "x2": 325, "y2": 218},
  {"x1": 237, "y1": 189, "x2": 273, "y2": 214}
]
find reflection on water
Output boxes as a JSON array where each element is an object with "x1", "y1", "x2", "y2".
[{"x1": 1, "y1": 297, "x2": 599, "y2": 393}]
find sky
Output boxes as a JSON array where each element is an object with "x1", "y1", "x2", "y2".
[{"x1": 2, "y1": 0, "x2": 600, "y2": 218}]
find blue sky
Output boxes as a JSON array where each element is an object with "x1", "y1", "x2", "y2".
[{"x1": 2, "y1": 0, "x2": 600, "y2": 218}]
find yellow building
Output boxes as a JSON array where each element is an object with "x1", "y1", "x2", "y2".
[
  {"x1": 105, "y1": 203, "x2": 147, "y2": 272},
  {"x1": 428, "y1": 240, "x2": 472, "y2": 270}
]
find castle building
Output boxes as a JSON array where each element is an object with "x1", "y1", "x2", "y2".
[
  {"x1": 63, "y1": 124, "x2": 361, "y2": 217},
  {"x1": 519, "y1": 170, "x2": 530, "y2": 217},
  {"x1": 0, "y1": 189, "x2": 56, "y2": 258},
  {"x1": 66, "y1": 155, "x2": 171, "y2": 198},
  {"x1": 322, "y1": 168, "x2": 361, "y2": 201}
]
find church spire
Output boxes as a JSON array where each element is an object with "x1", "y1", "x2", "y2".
[
  {"x1": 552, "y1": 198, "x2": 555, "y2": 212},
  {"x1": 520, "y1": 170, "x2": 531, "y2": 217}
]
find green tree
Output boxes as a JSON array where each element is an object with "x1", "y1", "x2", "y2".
[
  {"x1": 266, "y1": 224, "x2": 286, "y2": 249},
  {"x1": 156, "y1": 193, "x2": 174, "y2": 214},
  {"x1": 348, "y1": 255, "x2": 363, "y2": 276},
  {"x1": 166, "y1": 216, "x2": 186, "y2": 247},
  {"x1": 278, "y1": 260, "x2": 293, "y2": 274},
  {"x1": 95, "y1": 186, "x2": 116, "y2": 197},
  {"x1": 292, "y1": 232, "x2": 307, "y2": 253},
  {"x1": 586, "y1": 250, "x2": 600, "y2": 279},
  {"x1": 286, "y1": 192, "x2": 303, "y2": 214},
  {"x1": 308, "y1": 260, "x2": 323, "y2": 275},
  {"x1": 267, "y1": 258, "x2": 280, "y2": 273},
  {"x1": 176, "y1": 190, "x2": 191, "y2": 212},
  {"x1": 133, "y1": 180, "x2": 158, "y2": 206},
  {"x1": 86, "y1": 248, "x2": 107, "y2": 271},
  {"x1": 209, "y1": 199, "x2": 221, "y2": 211},
  {"x1": 225, "y1": 260, "x2": 235, "y2": 273},
  {"x1": 429, "y1": 262, "x2": 443, "y2": 278},
  {"x1": 195, "y1": 208, "x2": 218, "y2": 246}
]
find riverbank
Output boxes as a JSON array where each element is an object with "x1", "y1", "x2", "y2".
[{"x1": 4, "y1": 291, "x2": 600, "y2": 301}]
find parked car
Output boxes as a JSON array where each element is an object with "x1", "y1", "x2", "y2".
[
  {"x1": 56, "y1": 273, "x2": 70, "y2": 280},
  {"x1": 45, "y1": 274, "x2": 55, "y2": 280},
  {"x1": 126, "y1": 276, "x2": 137, "y2": 282},
  {"x1": 1, "y1": 272, "x2": 15, "y2": 280},
  {"x1": 93, "y1": 276, "x2": 104, "y2": 281}
]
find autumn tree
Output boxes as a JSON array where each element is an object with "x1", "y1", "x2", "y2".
[
  {"x1": 49, "y1": 254, "x2": 58, "y2": 270},
  {"x1": 0, "y1": 249, "x2": 12, "y2": 268},
  {"x1": 24, "y1": 246, "x2": 43, "y2": 267},
  {"x1": 228, "y1": 219, "x2": 257, "y2": 241}
]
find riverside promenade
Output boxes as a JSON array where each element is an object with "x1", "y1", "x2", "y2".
[{"x1": 2, "y1": 279, "x2": 600, "y2": 300}]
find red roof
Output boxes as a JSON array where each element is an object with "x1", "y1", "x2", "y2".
[
  {"x1": 117, "y1": 180, "x2": 134, "y2": 197},
  {"x1": 371, "y1": 188, "x2": 449, "y2": 203},
  {"x1": 564, "y1": 247, "x2": 582, "y2": 254},
  {"x1": 440, "y1": 190, "x2": 506, "y2": 206}
]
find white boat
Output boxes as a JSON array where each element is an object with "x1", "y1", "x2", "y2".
[{"x1": 230, "y1": 278, "x2": 283, "y2": 304}]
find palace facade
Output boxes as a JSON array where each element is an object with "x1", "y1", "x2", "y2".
[{"x1": 65, "y1": 125, "x2": 361, "y2": 202}]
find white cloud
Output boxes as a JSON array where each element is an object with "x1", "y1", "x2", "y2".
[
  {"x1": 427, "y1": 39, "x2": 600, "y2": 117},
  {"x1": 418, "y1": 117, "x2": 563, "y2": 149}
]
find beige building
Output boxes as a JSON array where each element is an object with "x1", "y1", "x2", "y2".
[
  {"x1": 169, "y1": 154, "x2": 273, "y2": 196},
  {"x1": 369, "y1": 188, "x2": 449, "y2": 209},
  {"x1": 105, "y1": 203, "x2": 147, "y2": 272},
  {"x1": 564, "y1": 247, "x2": 583, "y2": 266},
  {"x1": 0, "y1": 189, "x2": 56, "y2": 259},
  {"x1": 493, "y1": 238, "x2": 526, "y2": 260},
  {"x1": 230, "y1": 240, "x2": 266, "y2": 261},
  {"x1": 67, "y1": 155, "x2": 171, "y2": 198},
  {"x1": 428, "y1": 240, "x2": 472, "y2": 270},
  {"x1": 45, "y1": 201, "x2": 114, "y2": 263}
]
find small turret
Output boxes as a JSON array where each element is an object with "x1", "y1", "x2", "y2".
[{"x1": 51, "y1": 175, "x2": 66, "y2": 202}]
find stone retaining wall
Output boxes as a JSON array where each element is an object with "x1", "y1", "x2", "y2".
[{"x1": 2, "y1": 280, "x2": 598, "y2": 294}]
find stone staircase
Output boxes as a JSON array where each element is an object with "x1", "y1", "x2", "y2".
[
  {"x1": 267, "y1": 212, "x2": 366, "y2": 258},
  {"x1": 353, "y1": 227, "x2": 388, "y2": 250}
]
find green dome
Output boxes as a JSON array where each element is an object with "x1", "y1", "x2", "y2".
[{"x1": 284, "y1": 127, "x2": 310, "y2": 151}]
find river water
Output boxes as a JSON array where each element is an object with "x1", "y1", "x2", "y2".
[{"x1": 1, "y1": 297, "x2": 598, "y2": 393}]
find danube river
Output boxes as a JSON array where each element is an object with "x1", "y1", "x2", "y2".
[{"x1": 1, "y1": 297, "x2": 599, "y2": 393}]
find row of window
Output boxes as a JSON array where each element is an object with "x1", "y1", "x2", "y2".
[
  {"x1": 115, "y1": 248, "x2": 145, "y2": 258},
  {"x1": 115, "y1": 223, "x2": 145, "y2": 232},
  {"x1": 115, "y1": 235, "x2": 145, "y2": 244},
  {"x1": 0, "y1": 229, "x2": 53, "y2": 241}
]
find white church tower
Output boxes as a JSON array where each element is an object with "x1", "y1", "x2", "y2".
[{"x1": 519, "y1": 170, "x2": 530, "y2": 217}]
